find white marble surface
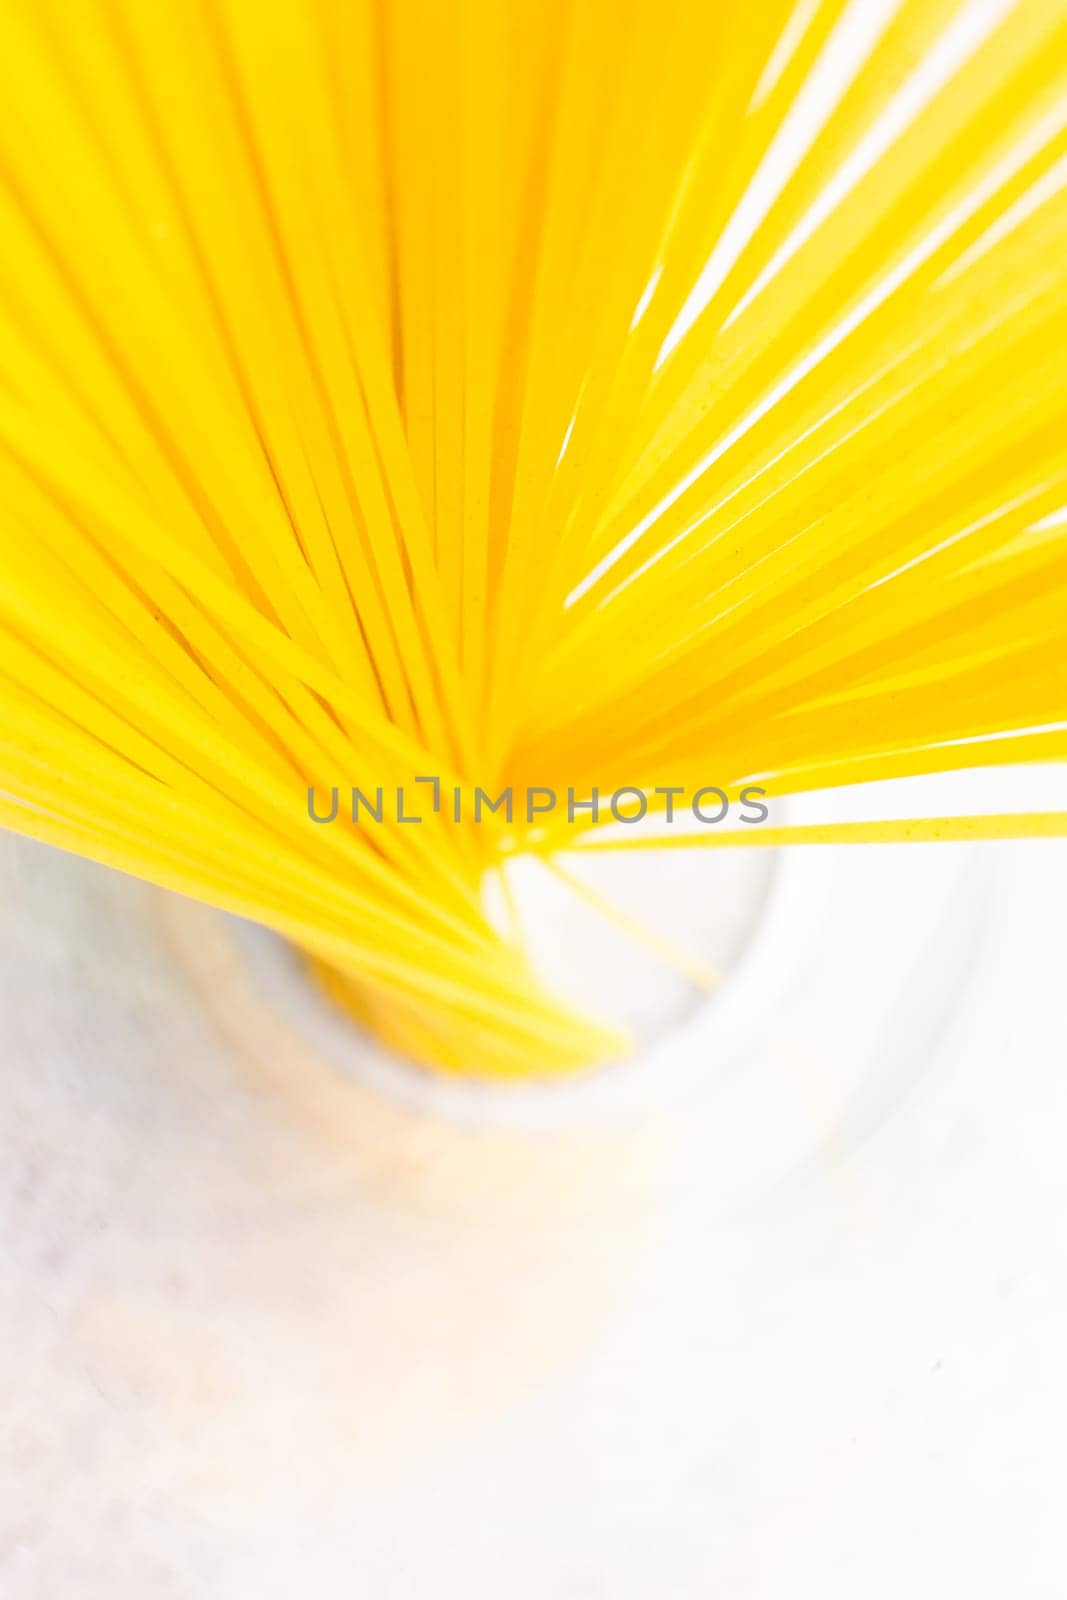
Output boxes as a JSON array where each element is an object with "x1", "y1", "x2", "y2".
[{"x1": 1, "y1": 774, "x2": 1066, "y2": 1597}]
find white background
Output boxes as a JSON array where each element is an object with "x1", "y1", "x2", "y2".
[{"x1": 1, "y1": 769, "x2": 1066, "y2": 1597}]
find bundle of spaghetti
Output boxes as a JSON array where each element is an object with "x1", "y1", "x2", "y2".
[{"x1": 0, "y1": 0, "x2": 1065, "y2": 1075}]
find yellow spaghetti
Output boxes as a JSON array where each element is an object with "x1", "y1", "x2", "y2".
[{"x1": 0, "y1": 0, "x2": 1065, "y2": 1076}]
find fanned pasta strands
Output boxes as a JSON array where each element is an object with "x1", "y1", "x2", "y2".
[{"x1": 1, "y1": 0, "x2": 1066, "y2": 1076}]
